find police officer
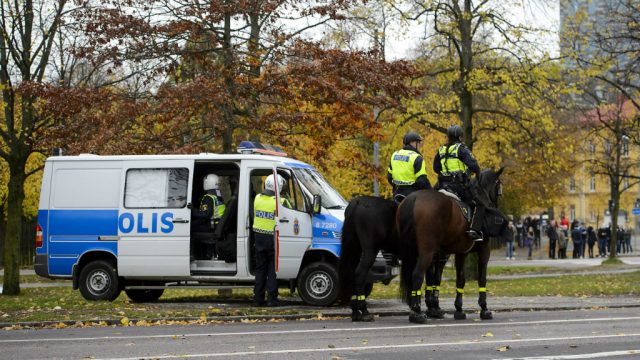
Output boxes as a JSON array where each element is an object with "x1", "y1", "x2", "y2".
[
  {"x1": 252, "y1": 174, "x2": 286, "y2": 307},
  {"x1": 433, "y1": 124, "x2": 483, "y2": 241},
  {"x1": 387, "y1": 131, "x2": 432, "y2": 204},
  {"x1": 192, "y1": 174, "x2": 226, "y2": 259}
]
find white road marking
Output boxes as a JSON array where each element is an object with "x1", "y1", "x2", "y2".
[
  {"x1": 92, "y1": 334, "x2": 640, "y2": 359},
  {"x1": 2, "y1": 316, "x2": 640, "y2": 344},
  {"x1": 494, "y1": 349, "x2": 640, "y2": 360}
]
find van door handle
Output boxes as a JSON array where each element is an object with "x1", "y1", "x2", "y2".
[
  {"x1": 279, "y1": 218, "x2": 289, "y2": 223},
  {"x1": 172, "y1": 218, "x2": 189, "y2": 223}
]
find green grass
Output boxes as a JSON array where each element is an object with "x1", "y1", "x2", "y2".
[
  {"x1": 1, "y1": 270, "x2": 638, "y2": 324},
  {"x1": 370, "y1": 270, "x2": 640, "y2": 298}
]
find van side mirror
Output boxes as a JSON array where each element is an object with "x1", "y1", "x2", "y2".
[{"x1": 312, "y1": 195, "x2": 322, "y2": 214}]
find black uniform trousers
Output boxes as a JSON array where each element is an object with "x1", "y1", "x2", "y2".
[{"x1": 254, "y1": 232, "x2": 278, "y2": 303}]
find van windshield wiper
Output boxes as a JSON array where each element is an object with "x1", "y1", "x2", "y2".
[{"x1": 325, "y1": 205, "x2": 344, "y2": 209}]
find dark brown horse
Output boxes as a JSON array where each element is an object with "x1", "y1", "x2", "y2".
[
  {"x1": 397, "y1": 168, "x2": 510, "y2": 324},
  {"x1": 338, "y1": 196, "x2": 398, "y2": 321}
]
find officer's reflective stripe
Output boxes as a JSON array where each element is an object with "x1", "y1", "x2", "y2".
[
  {"x1": 456, "y1": 288, "x2": 464, "y2": 294},
  {"x1": 253, "y1": 194, "x2": 276, "y2": 234},
  {"x1": 389, "y1": 149, "x2": 427, "y2": 185},
  {"x1": 434, "y1": 286, "x2": 441, "y2": 291},
  {"x1": 439, "y1": 143, "x2": 467, "y2": 175},
  {"x1": 351, "y1": 295, "x2": 357, "y2": 300},
  {"x1": 411, "y1": 290, "x2": 422, "y2": 296},
  {"x1": 203, "y1": 193, "x2": 226, "y2": 221},
  {"x1": 425, "y1": 285, "x2": 434, "y2": 291},
  {"x1": 357, "y1": 295, "x2": 366, "y2": 300},
  {"x1": 478, "y1": 287, "x2": 487, "y2": 293}
]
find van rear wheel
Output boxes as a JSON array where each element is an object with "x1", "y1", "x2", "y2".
[
  {"x1": 125, "y1": 289, "x2": 164, "y2": 303},
  {"x1": 297, "y1": 262, "x2": 339, "y2": 306},
  {"x1": 78, "y1": 260, "x2": 121, "y2": 301}
]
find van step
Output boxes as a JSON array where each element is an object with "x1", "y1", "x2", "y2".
[{"x1": 125, "y1": 284, "x2": 253, "y2": 290}]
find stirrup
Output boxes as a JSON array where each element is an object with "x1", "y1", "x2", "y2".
[
  {"x1": 393, "y1": 194, "x2": 406, "y2": 204},
  {"x1": 467, "y1": 229, "x2": 483, "y2": 241}
]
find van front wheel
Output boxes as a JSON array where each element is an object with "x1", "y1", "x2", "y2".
[
  {"x1": 78, "y1": 260, "x2": 121, "y2": 301},
  {"x1": 297, "y1": 262, "x2": 339, "y2": 306}
]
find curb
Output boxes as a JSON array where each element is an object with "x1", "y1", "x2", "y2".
[{"x1": 3, "y1": 302, "x2": 640, "y2": 329}]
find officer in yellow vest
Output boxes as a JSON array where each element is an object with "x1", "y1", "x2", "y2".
[
  {"x1": 192, "y1": 174, "x2": 226, "y2": 258},
  {"x1": 433, "y1": 124, "x2": 484, "y2": 241},
  {"x1": 387, "y1": 131, "x2": 432, "y2": 203},
  {"x1": 252, "y1": 173, "x2": 287, "y2": 307}
]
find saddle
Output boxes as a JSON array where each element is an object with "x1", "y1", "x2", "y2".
[{"x1": 438, "y1": 189, "x2": 472, "y2": 223}]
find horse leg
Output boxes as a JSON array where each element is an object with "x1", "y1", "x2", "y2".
[
  {"x1": 425, "y1": 252, "x2": 448, "y2": 319},
  {"x1": 351, "y1": 250, "x2": 377, "y2": 322},
  {"x1": 409, "y1": 254, "x2": 430, "y2": 324},
  {"x1": 477, "y1": 246, "x2": 493, "y2": 320},
  {"x1": 453, "y1": 254, "x2": 467, "y2": 320}
]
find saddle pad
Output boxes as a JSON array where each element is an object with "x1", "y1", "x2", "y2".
[
  {"x1": 438, "y1": 189, "x2": 471, "y2": 222},
  {"x1": 438, "y1": 189, "x2": 461, "y2": 201}
]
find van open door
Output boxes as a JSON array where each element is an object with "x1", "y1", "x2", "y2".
[
  {"x1": 117, "y1": 160, "x2": 193, "y2": 277},
  {"x1": 274, "y1": 167, "x2": 312, "y2": 278}
]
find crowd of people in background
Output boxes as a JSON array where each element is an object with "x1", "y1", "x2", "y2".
[{"x1": 505, "y1": 215, "x2": 634, "y2": 260}]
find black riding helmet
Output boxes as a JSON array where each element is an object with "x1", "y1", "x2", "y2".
[
  {"x1": 447, "y1": 125, "x2": 463, "y2": 142},
  {"x1": 403, "y1": 131, "x2": 423, "y2": 145}
]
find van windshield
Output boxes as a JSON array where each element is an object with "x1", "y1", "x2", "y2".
[{"x1": 292, "y1": 168, "x2": 347, "y2": 209}]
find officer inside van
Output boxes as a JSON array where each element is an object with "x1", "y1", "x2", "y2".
[{"x1": 192, "y1": 174, "x2": 226, "y2": 259}]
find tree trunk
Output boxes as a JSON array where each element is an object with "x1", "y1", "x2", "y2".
[
  {"x1": 221, "y1": 6, "x2": 235, "y2": 153},
  {"x1": 459, "y1": 0, "x2": 478, "y2": 279},
  {"x1": 2, "y1": 158, "x2": 26, "y2": 295}
]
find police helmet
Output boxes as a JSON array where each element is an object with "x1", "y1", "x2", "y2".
[
  {"x1": 203, "y1": 174, "x2": 220, "y2": 191},
  {"x1": 403, "y1": 131, "x2": 423, "y2": 145},
  {"x1": 264, "y1": 174, "x2": 286, "y2": 193},
  {"x1": 447, "y1": 125, "x2": 463, "y2": 141}
]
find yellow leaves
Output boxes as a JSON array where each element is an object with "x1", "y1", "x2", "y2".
[
  {"x1": 495, "y1": 345, "x2": 510, "y2": 352},
  {"x1": 120, "y1": 317, "x2": 130, "y2": 326},
  {"x1": 482, "y1": 331, "x2": 494, "y2": 337}
]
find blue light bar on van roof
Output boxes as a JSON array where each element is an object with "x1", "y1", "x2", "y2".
[{"x1": 237, "y1": 141, "x2": 287, "y2": 156}]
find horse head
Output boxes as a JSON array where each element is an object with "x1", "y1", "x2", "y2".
[{"x1": 477, "y1": 167, "x2": 504, "y2": 207}]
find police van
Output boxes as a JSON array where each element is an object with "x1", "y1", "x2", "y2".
[{"x1": 34, "y1": 142, "x2": 395, "y2": 305}]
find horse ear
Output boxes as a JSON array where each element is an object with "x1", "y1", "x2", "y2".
[{"x1": 496, "y1": 166, "x2": 505, "y2": 177}]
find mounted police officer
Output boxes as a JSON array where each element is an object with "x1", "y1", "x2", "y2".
[
  {"x1": 387, "y1": 131, "x2": 432, "y2": 204},
  {"x1": 192, "y1": 174, "x2": 226, "y2": 259},
  {"x1": 252, "y1": 174, "x2": 287, "y2": 307},
  {"x1": 433, "y1": 124, "x2": 484, "y2": 241}
]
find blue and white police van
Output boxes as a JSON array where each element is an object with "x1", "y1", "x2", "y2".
[{"x1": 34, "y1": 142, "x2": 395, "y2": 305}]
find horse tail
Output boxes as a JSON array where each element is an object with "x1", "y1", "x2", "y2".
[
  {"x1": 338, "y1": 198, "x2": 362, "y2": 303},
  {"x1": 398, "y1": 194, "x2": 418, "y2": 304}
]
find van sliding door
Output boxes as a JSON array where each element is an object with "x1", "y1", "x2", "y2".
[{"x1": 118, "y1": 160, "x2": 194, "y2": 277}]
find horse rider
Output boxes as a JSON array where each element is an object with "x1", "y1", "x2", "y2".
[
  {"x1": 387, "y1": 131, "x2": 432, "y2": 204},
  {"x1": 433, "y1": 124, "x2": 484, "y2": 241}
]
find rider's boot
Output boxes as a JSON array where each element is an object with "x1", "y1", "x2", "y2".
[
  {"x1": 468, "y1": 205, "x2": 485, "y2": 242},
  {"x1": 467, "y1": 229, "x2": 483, "y2": 242}
]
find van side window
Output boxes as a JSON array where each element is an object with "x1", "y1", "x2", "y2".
[
  {"x1": 279, "y1": 169, "x2": 306, "y2": 213},
  {"x1": 125, "y1": 168, "x2": 188, "y2": 208}
]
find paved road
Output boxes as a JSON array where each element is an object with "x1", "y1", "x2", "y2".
[{"x1": 1, "y1": 308, "x2": 639, "y2": 359}]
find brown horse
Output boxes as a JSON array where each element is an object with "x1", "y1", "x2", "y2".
[{"x1": 397, "y1": 168, "x2": 510, "y2": 324}]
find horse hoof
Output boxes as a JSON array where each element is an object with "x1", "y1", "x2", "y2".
[
  {"x1": 480, "y1": 310, "x2": 493, "y2": 320},
  {"x1": 360, "y1": 313, "x2": 375, "y2": 322},
  {"x1": 409, "y1": 311, "x2": 428, "y2": 324},
  {"x1": 426, "y1": 308, "x2": 445, "y2": 319},
  {"x1": 454, "y1": 311, "x2": 466, "y2": 320}
]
